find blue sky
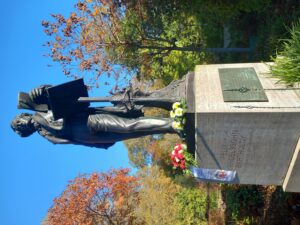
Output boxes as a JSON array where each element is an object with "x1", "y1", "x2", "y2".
[{"x1": 0, "y1": 1, "x2": 134, "y2": 224}]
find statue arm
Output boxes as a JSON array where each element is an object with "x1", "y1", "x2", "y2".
[
  {"x1": 37, "y1": 129, "x2": 73, "y2": 144},
  {"x1": 37, "y1": 127, "x2": 115, "y2": 149},
  {"x1": 42, "y1": 132, "x2": 115, "y2": 149},
  {"x1": 45, "y1": 135, "x2": 73, "y2": 144},
  {"x1": 77, "y1": 142, "x2": 115, "y2": 149}
]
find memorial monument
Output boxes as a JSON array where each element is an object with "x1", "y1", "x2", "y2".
[{"x1": 12, "y1": 62, "x2": 300, "y2": 192}]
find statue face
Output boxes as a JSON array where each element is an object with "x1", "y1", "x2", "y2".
[{"x1": 11, "y1": 113, "x2": 35, "y2": 137}]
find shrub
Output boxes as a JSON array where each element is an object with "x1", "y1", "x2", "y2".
[
  {"x1": 270, "y1": 21, "x2": 300, "y2": 85},
  {"x1": 224, "y1": 185, "x2": 263, "y2": 223}
]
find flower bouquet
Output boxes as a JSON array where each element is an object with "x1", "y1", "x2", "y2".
[
  {"x1": 170, "y1": 100, "x2": 187, "y2": 139},
  {"x1": 170, "y1": 143, "x2": 196, "y2": 175}
]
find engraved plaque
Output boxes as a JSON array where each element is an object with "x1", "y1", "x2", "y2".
[{"x1": 219, "y1": 67, "x2": 268, "y2": 102}]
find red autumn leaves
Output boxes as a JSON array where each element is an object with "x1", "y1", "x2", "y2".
[{"x1": 47, "y1": 168, "x2": 139, "y2": 225}]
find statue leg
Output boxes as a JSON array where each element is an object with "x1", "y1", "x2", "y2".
[{"x1": 88, "y1": 114, "x2": 175, "y2": 134}]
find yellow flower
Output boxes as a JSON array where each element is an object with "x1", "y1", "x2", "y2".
[
  {"x1": 172, "y1": 102, "x2": 181, "y2": 110},
  {"x1": 170, "y1": 110, "x2": 176, "y2": 118},
  {"x1": 172, "y1": 121, "x2": 180, "y2": 129},
  {"x1": 175, "y1": 108, "x2": 184, "y2": 117},
  {"x1": 172, "y1": 121, "x2": 183, "y2": 130}
]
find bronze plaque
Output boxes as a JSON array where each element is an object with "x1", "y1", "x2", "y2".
[{"x1": 219, "y1": 67, "x2": 268, "y2": 102}]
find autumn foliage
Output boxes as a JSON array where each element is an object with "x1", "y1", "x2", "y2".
[
  {"x1": 47, "y1": 168, "x2": 140, "y2": 225},
  {"x1": 43, "y1": 0, "x2": 207, "y2": 89},
  {"x1": 42, "y1": 0, "x2": 128, "y2": 89}
]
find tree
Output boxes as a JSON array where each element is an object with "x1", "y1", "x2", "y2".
[
  {"x1": 42, "y1": 1, "x2": 129, "y2": 90},
  {"x1": 124, "y1": 135, "x2": 153, "y2": 169},
  {"x1": 175, "y1": 188, "x2": 208, "y2": 225},
  {"x1": 134, "y1": 166, "x2": 182, "y2": 225},
  {"x1": 134, "y1": 166, "x2": 212, "y2": 225},
  {"x1": 124, "y1": 132, "x2": 181, "y2": 171},
  {"x1": 44, "y1": 0, "x2": 251, "y2": 88},
  {"x1": 194, "y1": 0, "x2": 270, "y2": 24},
  {"x1": 43, "y1": 0, "x2": 205, "y2": 88},
  {"x1": 112, "y1": 0, "x2": 206, "y2": 83},
  {"x1": 47, "y1": 168, "x2": 141, "y2": 225}
]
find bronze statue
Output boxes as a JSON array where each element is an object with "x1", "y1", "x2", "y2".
[{"x1": 11, "y1": 77, "x2": 187, "y2": 149}]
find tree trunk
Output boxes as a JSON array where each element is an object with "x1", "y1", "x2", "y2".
[{"x1": 137, "y1": 44, "x2": 250, "y2": 53}]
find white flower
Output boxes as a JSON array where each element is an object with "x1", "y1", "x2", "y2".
[
  {"x1": 174, "y1": 108, "x2": 184, "y2": 117},
  {"x1": 170, "y1": 110, "x2": 176, "y2": 118},
  {"x1": 181, "y1": 144, "x2": 187, "y2": 150},
  {"x1": 175, "y1": 157, "x2": 180, "y2": 162},
  {"x1": 172, "y1": 102, "x2": 181, "y2": 110}
]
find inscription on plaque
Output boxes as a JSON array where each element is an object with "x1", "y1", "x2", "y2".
[
  {"x1": 220, "y1": 130, "x2": 247, "y2": 169},
  {"x1": 219, "y1": 67, "x2": 268, "y2": 102}
]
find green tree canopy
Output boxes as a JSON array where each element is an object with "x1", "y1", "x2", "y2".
[{"x1": 42, "y1": 0, "x2": 228, "y2": 88}]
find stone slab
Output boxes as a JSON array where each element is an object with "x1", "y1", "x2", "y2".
[
  {"x1": 185, "y1": 72, "x2": 196, "y2": 154},
  {"x1": 283, "y1": 137, "x2": 300, "y2": 192},
  {"x1": 194, "y1": 63, "x2": 300, "y2": 113},
  {"x1": 192, "y1": 63, "x2": 300, "y2": 189},
  {"x1": 195, "y1": 112, "x2": 300, "y2": 185},
  {"x1": 186, "y1": 71, "x2": 195, "y2": 113}
]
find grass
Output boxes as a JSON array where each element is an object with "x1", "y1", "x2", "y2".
[{"x1": 270, "y1": 21, "x2": 300, "y2": 85}]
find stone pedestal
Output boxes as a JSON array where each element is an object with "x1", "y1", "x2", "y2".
[{"x1": 187, "y1": 63, "x2": 300, "y2": 192}]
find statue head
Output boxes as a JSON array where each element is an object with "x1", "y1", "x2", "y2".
[{"x1": 11, "y1": 113, "x2": 36, "y2": 137}]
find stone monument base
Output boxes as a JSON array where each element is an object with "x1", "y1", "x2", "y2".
[{"x1": 186, "y1": 63, "x2": 300, "y2": 192}]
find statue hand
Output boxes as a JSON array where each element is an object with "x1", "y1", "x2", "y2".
[
  {"x1": 121, "y1": 88, "x2": 135, "y2": 111},
  {"x1": 29, "y1": 85, "x2": 51, "y2": 104}
]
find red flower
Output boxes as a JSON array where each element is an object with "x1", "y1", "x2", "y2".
[
  {"x1": 174, "y1": 144, "x2": 182, "y2": 152},
  {"x1": 170, "y1": 143, "x2": 187, "y2": 170},
  {"x1": 180, "y1": 160, "x2": 186, "y2": 170},
  {"x1": 177, "y1": 153, "x2": 184, "y2": 160}
]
